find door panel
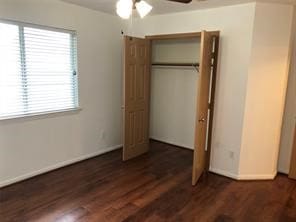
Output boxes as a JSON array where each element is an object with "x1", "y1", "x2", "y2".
[
  {"x1": 192, "y1": 31, "x2": 214, "y2": 185},
  {"x1": 289, "y1": 125, "x2": 296, "y2": 179},
  {"x1": 123, "y1": 36, "x2": 150, "y2": 161}
]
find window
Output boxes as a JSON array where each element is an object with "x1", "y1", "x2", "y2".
[{"x1": 0, "y1": 20, "x2": 78, "y2": 119}]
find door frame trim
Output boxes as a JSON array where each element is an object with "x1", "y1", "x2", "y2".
[{"x1": 146, "y1": 31, "x2": 220, "y2": 40}]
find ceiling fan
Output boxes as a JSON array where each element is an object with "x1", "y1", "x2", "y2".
[{"x1": 116, "y1": 0, "x2": 193, "y2": 19}]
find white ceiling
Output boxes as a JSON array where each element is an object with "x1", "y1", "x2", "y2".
[{"x1": 61, "y1": 0, "x2": 296, "y2": 15}]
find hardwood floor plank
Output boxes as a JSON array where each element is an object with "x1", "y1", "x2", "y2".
[
  {"x1": 1, "y1": 141, "x2": 296, "y2": 222},
  {"x1": 54, "y1": 207, "x2": 90, "y2": 222}
]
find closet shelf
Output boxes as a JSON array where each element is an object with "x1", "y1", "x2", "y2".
[{"x1": 151, "y1": 62, "x2": 200, "y2": 67}]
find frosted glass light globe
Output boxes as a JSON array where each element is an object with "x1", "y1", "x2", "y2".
[{"x1": 116, "y1": 0, "x2": 133, "y2": 19}]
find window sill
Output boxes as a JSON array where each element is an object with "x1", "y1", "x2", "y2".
[{"x1": 0, "y1": 108, "x2": 82, "y2": 122}]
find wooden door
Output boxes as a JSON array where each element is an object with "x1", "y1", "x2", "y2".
[
  {"x1": 123, "y1": 36, "x2": 151, "y2": 161},
  {"x1": 192, "y1": 31, "x2": 214, "y2": 185},
  {"x1": 289, "y1": 124, "x2": 296, "y2": 179}
]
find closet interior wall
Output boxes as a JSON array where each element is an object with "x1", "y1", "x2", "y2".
[{"x1": 149, "y1": 38, "x2": 201, "y2": 149}]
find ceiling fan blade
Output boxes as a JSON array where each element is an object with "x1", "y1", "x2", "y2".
[{"x1": 165, "y1": 0, "x2": 192, "y2": 3}]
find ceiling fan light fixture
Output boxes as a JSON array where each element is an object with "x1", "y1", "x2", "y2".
[
  {"x1": 135, "y1": 1, "x2": 153, "y2": 18},
  {"x1": 116, "y1": 0, "x2": 133, "y2": 19}
]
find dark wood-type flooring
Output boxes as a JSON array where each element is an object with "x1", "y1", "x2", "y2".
[{"x1": 1, "y1": 141, "x2": 296, "y2": 222}]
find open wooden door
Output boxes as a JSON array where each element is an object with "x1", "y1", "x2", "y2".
[
  {"x1": 122, "y1": 36, "x2": 151, "y2": 161},
  {"x1": 192, "y1": 31, "x2": 215, "y2": 185},
  {"x1": 289, "y1": 124, "x2": 296, "y2": 179}
]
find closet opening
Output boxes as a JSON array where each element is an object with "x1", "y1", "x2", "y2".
[
  {"x1": 149, "y1": 37, "x2": 201, "y2": 153},
  {"x1": 122, "y1": 31, "x2": 220, "y2": 185}
]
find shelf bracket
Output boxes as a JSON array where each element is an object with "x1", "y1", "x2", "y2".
[{"x1": 192, "y1": 64, "x2": 199, "y2": 73}]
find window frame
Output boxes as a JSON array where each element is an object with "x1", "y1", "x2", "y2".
[{"x1": 0, "y1": 19, "x2": 80, "y2": 121}]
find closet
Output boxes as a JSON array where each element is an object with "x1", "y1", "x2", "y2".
[
  {"x1": 122, "y1": 31, "x2": 220, "y2": 185},
  {"x1": 150, "y1": 38, "x2": 200, "y2": 150}
]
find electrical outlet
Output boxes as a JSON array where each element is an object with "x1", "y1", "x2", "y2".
[{"x1": 229, "y1": 151, "x2": 234, "y2": 159}]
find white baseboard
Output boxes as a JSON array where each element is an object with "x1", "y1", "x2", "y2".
[
  {"x1": 236, "y1": 171, "x2": 277, "y2": 180},
  {"x1": 210, "y1": 167, "x2": 277, "y2": 180},
  {"x1": 150, "y1": 137, "x2": 194, "y2": 150},
  {"x1": 1, "y1": 144, "x2": 278, "y2": 188},
  {"x1": 0, "y1": 144, "x2": 122, "y2": 188}
]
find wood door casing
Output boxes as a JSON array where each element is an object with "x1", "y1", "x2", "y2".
[
  {"x1": 123, "y1": 36, "x2": 151, "y2": 161},
  {"x1": 289, "y1": 125, "x2": 296, "y2": 179},
  {"x1": 192, "y1": 31, "x2": 214, "y2": 186}
]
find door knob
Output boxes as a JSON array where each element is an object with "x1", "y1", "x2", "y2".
[{"x1": 199, "y1": 118, "x2": 206, "y2": 123}]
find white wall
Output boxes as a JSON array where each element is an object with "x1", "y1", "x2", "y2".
[
  {"x1": 150, "y1": 39, "x2": 200, "y2": 149},
  {"x1": 278, "y1": 9, "x2": 296, "y2": 174},
  {"x1": 132, "y1": 3, "x2": 257, "y2": 177},
  {"x1": 0, "y1": 0, "x2": 124, "y2": 187},
  {"x1": 132, "y1": 2, "x2": 294, "y2": 179},
  {"x1": 239, "y1": 3, "x2": 294, "y2": 179},
  {"x1": 1, "y1": 0, "x2": 293, "y2": 187}
]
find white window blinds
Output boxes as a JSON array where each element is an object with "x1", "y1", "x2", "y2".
[{"x1": 0, "y1": 21, "x2": 78, "y2": 119}]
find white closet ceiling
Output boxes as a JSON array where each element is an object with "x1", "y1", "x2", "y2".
[{"x1": 60, "y1": 0, "x2": 296, "y2": 15}]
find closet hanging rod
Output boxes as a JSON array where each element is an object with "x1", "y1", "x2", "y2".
[{"x1": 151, "y1": 62, "x2": 200, "y2": 67}]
